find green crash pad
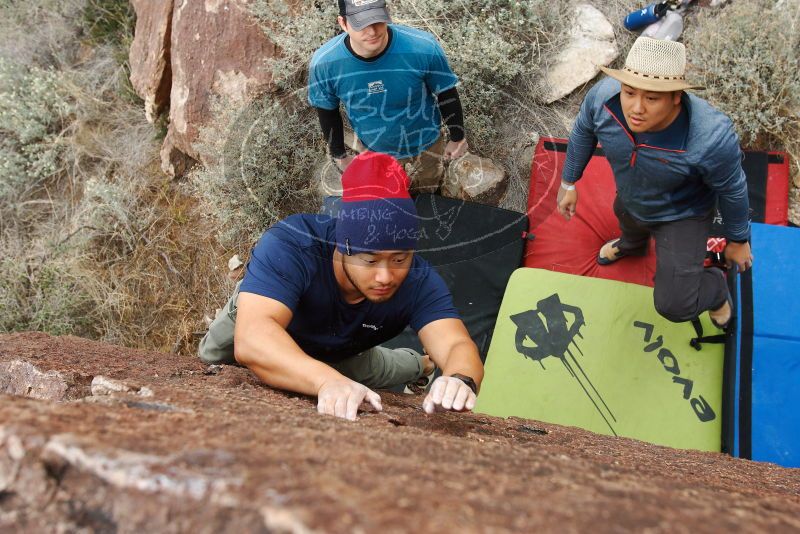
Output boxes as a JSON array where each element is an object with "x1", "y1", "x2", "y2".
[{"x1": 475, "y1": 268, "x2": 724, "y2": 452}]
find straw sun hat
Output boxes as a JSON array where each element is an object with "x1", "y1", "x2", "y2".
[{"x1": 600, "y1": 37, "x2": 704, "y2": 92}]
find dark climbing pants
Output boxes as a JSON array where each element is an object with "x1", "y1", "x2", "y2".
[{"x1": 613, "y1": 196, "x2": 729, "y2": 323}]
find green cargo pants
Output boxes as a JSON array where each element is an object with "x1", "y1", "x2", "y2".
[{"x1": 198, "y1": 283, "x2": 425, "y2": 390}]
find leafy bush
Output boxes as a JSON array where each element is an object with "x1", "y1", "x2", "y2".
[
  {"x1": 0, "y1": 59, "x2": 74, "y2": 206},
  {"x1": 0, "y1": 232, "x2": 97, "y2": 337},
  {"x1": 401, "y1": 1, "x2": 570, "y2": 148},
  {"x1": 248, "y1": 1, "x2": 340, "y2": 91},
  {"x1": 0, "y1": 0, "x2": 90, "y2": 70},
  {"x1": 0, "y1": 0, "x2": 232, "y2": 352},
  {"x1": 82, "y1": 0, "x2": 135, "y2": 47},
  {"x1": 192, "y1": 94, "x2": 323, "y2": 247},
  {"x1": 686, "y1": 0, "x2": 800, "y2": 161}
]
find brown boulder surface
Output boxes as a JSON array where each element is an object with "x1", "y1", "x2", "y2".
[
  {"x1": 164, "y1": 0, "x2": 275, "y2": 171},
  {"x1": 128, "y1": 0, "x2": 174, "y2": 124},
  {"x1": 0, "y1": 332, "x2": 798, "y2": 533}
]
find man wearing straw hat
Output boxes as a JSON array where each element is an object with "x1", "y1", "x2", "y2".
[{"x1": 557, "y1": 37, "x2": 753, "y2": 329}]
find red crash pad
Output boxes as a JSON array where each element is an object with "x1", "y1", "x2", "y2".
[{"x1": 524, "y1": 137, "x2": 790, "y2": 288}]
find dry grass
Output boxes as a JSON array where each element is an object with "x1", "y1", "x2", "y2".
[
  {"x1": 59, "y1": 56, "x2": 236, "y2": 353},
  {"x1": 82, "y1": 169, "x2": 234, "y2": 353},
  {"x1": 0, "y1": 0, "x2": 233, "y2": 355}
]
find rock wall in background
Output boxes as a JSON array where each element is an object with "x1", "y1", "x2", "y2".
[
  {"x1": 128, "y1": 0, "x2": 173, "y2": 124},
  {"x1": 129, "y1": 0, "x2": 276, "y2": 177}
]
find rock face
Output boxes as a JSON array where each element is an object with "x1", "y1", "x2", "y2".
[
  {"x1": 541, "y1": 4, "x2": 619, "y2": 104},
  {"x1": 167, "y1": 0, "x2": 275, "y2": 166},
  {"x1": 128, "y1": 0, "x2": 173, "y2": 124},
  {"x1": 315, "y1": 136, "x2": 509, "y2": 206},
  {"x1": 128, "y1": 0, "x2": 276, "y2": 176},
  {"x1": 315, "y1": 157, "x2": 343, "y2": 198},
  {"x1": 442, "y1": 153, "x2": 507, "y2": 202},
  {"x1": 1, "y1": 332, "x2": 800, "y2": 532}
]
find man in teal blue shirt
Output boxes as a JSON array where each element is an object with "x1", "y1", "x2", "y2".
[{"x1": 309, "y1": 0, "x2": 468, "y2": 194}]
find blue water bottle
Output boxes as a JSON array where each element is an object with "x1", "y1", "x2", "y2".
[{"x1": 624, "y1": 2, "x2": 669, "y2": 31}]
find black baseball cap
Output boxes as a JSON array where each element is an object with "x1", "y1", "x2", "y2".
[{"x1": 338, "y1": 0, "x2": 392, "y2": 31}]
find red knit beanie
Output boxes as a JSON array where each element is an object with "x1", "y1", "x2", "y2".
[{"x1": 336, "y1": 152, "x2": 419, "y2": 255}]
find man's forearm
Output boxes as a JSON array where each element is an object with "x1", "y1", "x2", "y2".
[
  {"x1": 710, "y1": 161, "x2": 751, "y2": 242},
  {"x1": 718, "y1": 192, "x2": 751, "y2": 242},
  {"x1": 562, "y1": 92, "x2": 599, "y2": 184},
  {"x1": 234, "y1": 317, "x2": 344, "y2": 396},
  {"x1": 562, "y1": 127, "x2": 597, "y2": 184}
]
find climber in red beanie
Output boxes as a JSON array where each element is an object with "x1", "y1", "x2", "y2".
[{"x1": 199, "y1": 152, "x2": 483, "y2": 421}]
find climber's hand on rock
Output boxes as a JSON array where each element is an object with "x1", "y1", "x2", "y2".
[
  {"x1": 317, "y1": 378, "x2": 382, "y2": 421},
  {"x1": 422, "y1": 376, "x2": 476, "y2": 414}
]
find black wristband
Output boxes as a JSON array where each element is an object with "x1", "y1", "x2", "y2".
[
  {"x1": 449, "y1": 373, "x2": 477, "y2": 395},
  {"x1": 728, "y1": 238, "x2": 749, "y2": 244}
]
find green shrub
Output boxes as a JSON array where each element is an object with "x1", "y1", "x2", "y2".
[
  {"x1": 0, "y1": 236, "x2": 97, "y2": 337},
  {"x1": 686, "y1": 0, "x2": 800, "y2": 160},
  {"x1": 400, "y1": 0, "x2": 569, "y2": 147},
  {"x1": 82, "y1": 0, "x2": 135, "y2": 47},
  {"x1": 0, "y1": 0, "x2": 229, "y2": 352},
  {"x1": 192, "y1": 94, "x2": 323, "y2": 246},
  {"x1": 82, "y1": 0, "x2": 139, "y2": 103},
  {"x1": 0, "y1": 59, "x2": 74, "y2": 205},
  {"x1": 248, "y1": 1, "x2": 340, "y2": 91},
  {"x1": 0, "y1": 0, "x2": 88, "y2": 70}
]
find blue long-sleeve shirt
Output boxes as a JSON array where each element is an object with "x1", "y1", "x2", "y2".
[{"x1": 563, "y1": 78, "x2": 750, "y2": 241}]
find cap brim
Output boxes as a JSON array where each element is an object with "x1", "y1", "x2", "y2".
[
  {"x1": 599, "y1": 66, "x2": 705, "y2": 92},
  {"x1": 348, "y1": 8, "x2": 391, "y2": 31}
]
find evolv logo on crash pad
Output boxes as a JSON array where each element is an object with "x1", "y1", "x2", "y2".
[
  {"x1": 633, "y1": 321, "x2": 716, "y2": 423},
  {"x1": 510, "y1": 294, "x2": 618, "y2": 436},
  {"x1": 509, "y1": 292, "x2": 718, "y2": 438}
]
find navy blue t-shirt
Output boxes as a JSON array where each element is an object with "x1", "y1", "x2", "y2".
[{"x1": 239, "y1": 214, "x2": 460, "y2": 363}]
